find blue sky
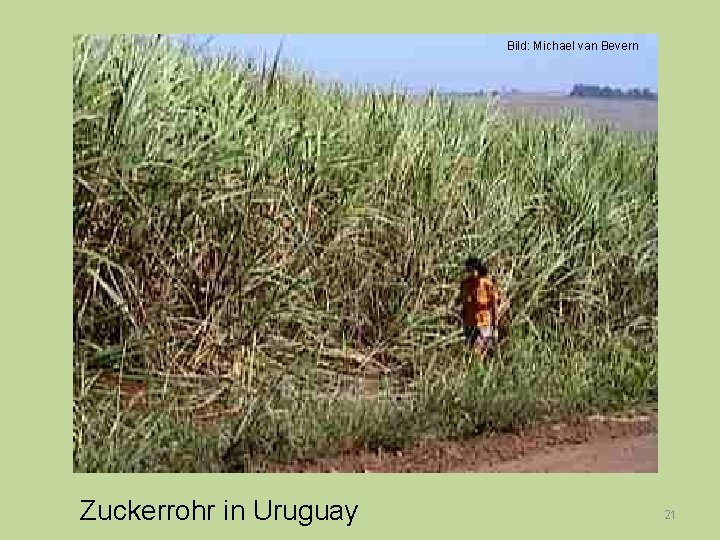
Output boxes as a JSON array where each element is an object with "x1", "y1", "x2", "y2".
[{"x1": 177, "y1": 34, "x2": 657, "y2": 94}]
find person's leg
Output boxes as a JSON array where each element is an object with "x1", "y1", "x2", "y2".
[
  {"x1": 487, "y1": 327, "x2": 500, "y2": 356},
  {"x1": 474, "y1": 327, "x2": 494, "y2": 357},
  {"x1": 465, "y1": 326, "x2": 480, "y2": 349}
]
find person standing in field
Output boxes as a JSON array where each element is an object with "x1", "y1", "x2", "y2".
[{"x1": 458, "y1": 257, "x2": 503, "y2": 356}]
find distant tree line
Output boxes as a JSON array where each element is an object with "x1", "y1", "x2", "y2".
[{"x1": 569, "y1": 84, "x2": 657, "y2": 100}]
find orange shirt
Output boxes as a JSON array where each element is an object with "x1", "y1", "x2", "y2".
[{"x1": 461, "y1": 276, "x2": 499, "y2": 328}]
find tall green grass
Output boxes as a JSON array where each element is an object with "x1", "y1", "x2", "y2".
[{"x1": 73, "y1": 35, "x2": 657, "y2": 472}]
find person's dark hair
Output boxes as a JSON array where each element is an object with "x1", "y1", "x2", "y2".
[{"x1": 464, "y1": 257, "x2": 488, "y2": 276}]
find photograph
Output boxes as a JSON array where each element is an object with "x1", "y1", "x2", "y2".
[{"x1": 73, "y1": 33, "x2": 658, "y2": 473}]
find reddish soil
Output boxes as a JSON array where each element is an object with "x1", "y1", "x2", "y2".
[
  {"x1": 93, "y1": 372, "x2": 149, "y2": 408},
  {"x1": 268, "y1": 412, "x2": 658, "y2": 473},
  {"x1": 91, "y1": 372, "x2": 244, "y2": 426}
]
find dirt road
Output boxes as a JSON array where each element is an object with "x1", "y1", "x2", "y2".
[{"x1": 269, "y1": 412, "x2": 658, "y2": 473}]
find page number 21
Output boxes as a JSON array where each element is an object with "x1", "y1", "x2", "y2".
[{"x1": 665, "y1": 510, "x2": 675, "y2": 520}]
